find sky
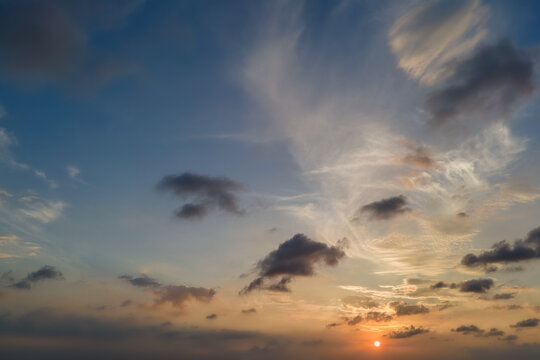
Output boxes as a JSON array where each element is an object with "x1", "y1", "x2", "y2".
[{"x1": 1, "y1": 0, "x2": 540, "y2": 359}]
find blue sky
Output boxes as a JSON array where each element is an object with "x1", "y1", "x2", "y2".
[{"x1": 1, "y1": 1, "x2": 540, "y2": 359}]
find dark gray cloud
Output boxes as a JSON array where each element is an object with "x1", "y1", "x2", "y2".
[
  {"x1": 492, "y1": 292, "x2": 516, "y2": 300},
  {"x1": 0, "y1": 0, "x2": 139, "y2": 88},
  {"x1": 156, "y1": 172, "x2": 247, "y2": 220},
  {"x1": 453, "y1": 325, "x2": 484, "y2": 335},
  {"x1": 121, "y1": 273, "x2": 215, "y2": 309},
  {"x1": 459, "y1": 279, "x2": 494, "y2": 293},
  {"x1": 241, "y1": 308, "x2": 256, "y2": 314},
  {"x1": 510, "y1": 318, "x2": 539, "y2": 328},
  {"x1": 424, "y1": 39, "x2": 535, "y2": 127},
  {"x1": 11, "y1": 265, "x2": 63, "y2": 289},
  {"x1": 360, "y1": 195, "x2": 411, "y2": 220},
  {"x1": 430, "y1": 279, "x2": 494, "y2": 293},
  {"x1": 389, "y1": 301, "x2": 429, "y2": 316},
  {"x1": 206, "y1": 313, "x2": 217, "y2": 320},
  {"x1": 240, "y1": 234, "x2": 346, "y2": 294},
  {"x1": 461, "y1": 226, "x2": 540, "y2": 268},
  {"x1": 389, "y1": 325, "x2": 429, "y2": 339},
  {"x1": 120, "y1": 300, "x2": 133, "y2": 307},
  {"x1": 119, "y1": 274, "x2": 161, "y2": 288},
  {"x1": 452, "y1": 325, "x2": 506, "y2": 338}
]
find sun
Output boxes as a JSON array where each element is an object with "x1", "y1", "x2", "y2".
[{"x1": 374, "y1": 340, "x2": 381, "y2": 348}]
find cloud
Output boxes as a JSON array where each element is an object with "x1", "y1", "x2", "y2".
[
  {"x1": 241, "y1": 308, "x2": 256, "y2": 314},
  {"x1": 453, "y1": 324, "x2": 484, "y2": 335},
  {"x1": 452, "y1": 325, "x2": 506, "y2": 338},
  {"x1": 347, "y1": 315, "x2": 362, "y2": 326},
  {"x1": 424, "y1": 39, "x2": 535, "y2": 127},
  {"x1": 206, "y1": 313, "x2": 217, "y2": 320},
  {"x1": 121, "y1": 273, "x2": 215, "y2": 309},
  {"x1": 342, "y1": 295, "x2": 379, "y2": 309},
  {"x1": 461, "y1": 226, "x2": 540, "y2": 268},
  {"x1": 359, "y1": 195, "x2": 411, "y2": 220},
  {"x1": 510, "y1": 318, "x2": 539, "y2": 328},
  {"x1": 156, "y1": 172, "x2": 246, "y2": 220},
  {"x1": 492, "y1": 292, "x2": 516, "y2": 300},
  {"x1": 240, "y1": 234, "x2": 346, "y2": 294},
  {"x1": 0, "y1": 0, "x2": 139, "y2": 88},
  {"x1": 459, "y1": 278, "x2": 494, "y2": 293},
  {"x1": 429, "y1": 278, "x2": 494, "y2": 293},
  {"x1": 389, "y1": 325, "x2": 429, "y2": 339},
  {"x1": 11, "y1": 265, "x2": 64, "y2": 289},
  {"x1": 389, "y1": 301, "x2": 429, "y2": 316},
  {"x1": 365, "y1": 311, "x2": 393, "y2": 322},
  {"x1": 119, "y1": 274, "x2": 161, "y2": 288},
  {"x1": 19, "y1": 200, "x2": 66, "y2": 223},
  {"x1": 389, "y1": 0, "x2": 487, "y2": 85},
  {"x1": 401, "y1": 142, "x2": 435, "y2": 169}
]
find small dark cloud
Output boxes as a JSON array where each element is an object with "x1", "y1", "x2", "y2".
[
  {"x1": 360, "y1": 195, "x2": 411, "y2": 220},
  {"x1": 456, "y1": 212, "x2": 469, "y2": 219},
  {"x1": 119, "y1": 274, "x2": 161, "y2": 288},
  {"x1": 342, "y1": 295, "x2": 380, "y2": 309},
  {"x1": 156, "y1": 172, "x2": 246, "y2": 220},
  {"x1": 459, "y1": 279, "x2": 494, "y2": 293},
  {"x1": 461, "y1": 226, "x2": 540, "y2": 268},
  {"x1": 453, "y1": 325, "x2": 483, "y2": 335},
  {"x1": 389, "y1": 301, "x2": 429, "y2": 316},
  {"x1": 11, "y1": 265, "x2": 63, "y2": 289},
  {"x1": 325, "y1": 322, "x2": 340, "y2": 328},
  {"x1": 431, "y1": 281, "x2": 449, "y2": 289},
  {"x1": 503, "y1": 335, "x2": 518, "y2": 342},
  {"x1": 120, "y1": 273, "x2": 215, "y2": 309},
  {"x1": 241, "y1": 308, "x2": 256, "y2": 314},
  {"x1": 206, "y1": 313, "x2": 217, "y2": 320},
  {"x1": 389, "y1": 325, "x2": 429, "y2": 339},
  {"x1": 93, "y1": 305, "x2": 107, "y2": 311},
  {"x1": 484, "y1": 328, "x2": 505, "y2": 337},
  {"x1": 268, "y1": 227, "x2": 278, "y2": 233},
  {"x1": 347, "y1": 315, "x2": 362, "y2": 326},
  {"x1": 240, "y1": 234, "x2": 346, "y2": 294},
  {"x1": 510, "y1": 318, "x2": 539, "y2": 328},
  {"x1": 492, "y1": 292, "x2": 516, "y2": 300},
  {"x1": 424, "y1": 39, "x2": 535, "y2": 127},
  {"x1": 120, "y1": 300, "x2": 133, "y2": 307}
]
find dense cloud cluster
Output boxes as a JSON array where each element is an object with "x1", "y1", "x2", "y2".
[
  {"x1": 389, "y1": 325, "x2": 429, "y2": 339},
  {"x1": 359, "y1": 195, "x2": 411, "y2": 220},
  {"x1": 240, "y1": 234, "x2": 346, "y2": 294},
  {"x1": 461, "y1": 226, "x2": 540, "y2": 269},
  {"x1": 389, "y1": 301, "x2": 429, "y2": 316},
  {"x1": 424, "y1": 40, "x2": 535, "y2": 127},
  {"x1": 11, "y1": 265, "x2": 63, "y2": 289},
  {"x1": 156, "y1": 172, "x2": 246, "y2": 220},
  {"x1": 120, "y1": 273, "x2": 215, "y2": 309}
]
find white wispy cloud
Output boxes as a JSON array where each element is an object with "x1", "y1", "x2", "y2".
[
  {"x1": 389, "y1": 0, "x2": 488, "y2": 85},
  {"x1": 20, "y1": 200, "x2": 66, "y2": 223}
]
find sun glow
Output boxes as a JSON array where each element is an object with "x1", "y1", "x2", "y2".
[{"x1": 374, "y1": 341, "x2": 381, "y2": 348}]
